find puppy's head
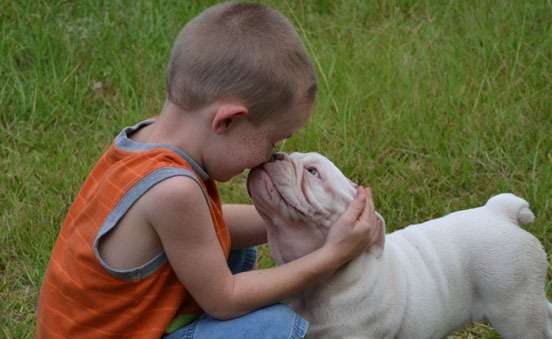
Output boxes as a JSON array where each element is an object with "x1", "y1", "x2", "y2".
[{"x1": 247, "y1": 152, "x2": 385, "y2": 264}]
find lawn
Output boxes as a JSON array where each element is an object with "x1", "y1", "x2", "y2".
[{"x1": 1, "y1": 0, "x2": 551, "y2": 337}]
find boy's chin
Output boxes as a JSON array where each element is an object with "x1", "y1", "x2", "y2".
[
  {"x1": 211, "y1": 174, "x2": 232, "y2": 182},
  {"x1": 211, "y1": 169, "x2": 243, "y2": 182}
]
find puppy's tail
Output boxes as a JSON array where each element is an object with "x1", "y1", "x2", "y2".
[
  {"x1": 485, "y1": 193, "x2": 535, "y2": 226},
  {"x1": 546, "y1": 302, "x2": 552, "y2": 339}
]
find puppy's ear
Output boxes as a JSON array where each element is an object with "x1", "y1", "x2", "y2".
[
  {"x1": 347, "y1": 178, "x2": 359, "y2": 189},
  {"x1": 369, "y1": 212, "x2": 386, "y2": 258}
]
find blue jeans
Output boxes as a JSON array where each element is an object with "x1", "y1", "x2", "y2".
[{"x1": 164, "y1": 248, "x2": 309, "y2": 339}]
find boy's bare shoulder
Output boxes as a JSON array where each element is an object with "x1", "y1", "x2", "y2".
[
  {"x1": 142, "y1": 176, "x2": 216, "y2": 242},
  {"x1": 145, "y1": 176, "x2": 204, "y2": 207}
]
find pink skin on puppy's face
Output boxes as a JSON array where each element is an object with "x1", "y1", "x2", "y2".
[{"x1": 247, "y1": 152, "x2": 382, "y2": 264}]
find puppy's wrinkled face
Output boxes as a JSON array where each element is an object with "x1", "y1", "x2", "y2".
[{"x1": 247, "y1": 152, "x2": 369, "y2": 263}]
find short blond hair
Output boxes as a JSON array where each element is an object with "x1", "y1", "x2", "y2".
[{"x1": 167, "y1": 2, "x2": 317, "y2": 123}]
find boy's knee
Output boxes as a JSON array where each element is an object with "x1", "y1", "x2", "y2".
[
  {"x1": 244, "y1": 304, "x2": 308, "y2": 339},
  {"x1": 192, "y1": 304, "x2": 308, "y2": 339}
]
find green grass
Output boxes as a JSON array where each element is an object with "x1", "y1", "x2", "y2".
[{"x1": 1, "y1": 0, "x2": 551, "y2": 337}]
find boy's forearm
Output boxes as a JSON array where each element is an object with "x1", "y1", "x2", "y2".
[{"x1": 218, "y1": 244, "x2": 346, "y2": 319}]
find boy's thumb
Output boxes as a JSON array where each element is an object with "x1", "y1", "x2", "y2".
[{"x1": 341, "y1": 187, "x2": 366, "y2": 224}]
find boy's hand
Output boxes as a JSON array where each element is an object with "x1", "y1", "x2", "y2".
[{"x1": 323, "y1": 186, "x2": 378, "y2": 265}]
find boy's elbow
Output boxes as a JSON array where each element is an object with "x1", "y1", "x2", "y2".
[
  {"x1": 206, "y1": 308, "x2": 239, "y2": 321},
  {"x1": 204, "y1": 300, "x2": 246, "y2": 320},
  {"x1": 202, "y1": 281, "x2": 247, "y2": 320}
]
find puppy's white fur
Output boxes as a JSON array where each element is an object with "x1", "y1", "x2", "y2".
[{"x1": 247, "y1": 152, "x2": 552, "y2": 339}]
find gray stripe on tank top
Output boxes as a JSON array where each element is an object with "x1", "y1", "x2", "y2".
[
  {"x1": 93, "y1": 167, "x2": 210, "y2": 281},
  {"x1": 115, "y1": 119, "x2": 209, "y2": 181}
]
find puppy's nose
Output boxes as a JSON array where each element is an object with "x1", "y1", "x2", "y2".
[{"x1": 271, "y1": 152, "x2": 286, "y2": 161}]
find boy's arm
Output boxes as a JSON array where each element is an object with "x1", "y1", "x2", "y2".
[
  {"x1": 222, "y1": 204, "x2": 267, "y2": 248},
  {"x1": 146, "y1": 176, "x2": 375, "y2": 320}
]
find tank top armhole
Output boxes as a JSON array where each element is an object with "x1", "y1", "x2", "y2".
[{"x1": 92, "y1": 167, "x2": 210, "y2": 281}]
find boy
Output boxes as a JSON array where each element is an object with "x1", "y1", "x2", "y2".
[{"x1": 36, "y1": 2, "x2": 377, "y2": 338}]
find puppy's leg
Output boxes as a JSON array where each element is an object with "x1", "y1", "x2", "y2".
[
  {"x1": 476, "y1": 240, "x2": 549, "y2": 339},
  {"x1": 546, "y1": 303, "x2": 552, "y2": 339},
  {"x1": 484, "y1": 293, "x2": 550, "y2": 339}
]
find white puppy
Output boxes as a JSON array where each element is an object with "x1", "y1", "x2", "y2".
[{"x1": 247, "y1": 152, "x2": 552, "y2": 339}]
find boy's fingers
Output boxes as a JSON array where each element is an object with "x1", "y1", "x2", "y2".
[
  {"x1": 357, "y1": 187, "x2": 375, "y2": 226},
  {"x1": 340, "y1": 186, "x2": 367, "y2": 225}
]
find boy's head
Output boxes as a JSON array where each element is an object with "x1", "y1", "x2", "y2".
[{"x1": 166, "y1": 2, "x2": 317, "y2": 126}]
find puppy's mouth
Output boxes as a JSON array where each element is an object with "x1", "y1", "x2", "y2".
[{"x1": 252, "y1": 167, "x2": 307, "y2": 217}]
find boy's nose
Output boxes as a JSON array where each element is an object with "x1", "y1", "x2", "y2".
[{"x1": 271, "y1": 152, "x2": 286, "y2": 161}]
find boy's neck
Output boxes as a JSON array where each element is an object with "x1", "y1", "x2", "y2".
[{"x1": 133, "y1": 100, "x2": 210, "y2": 168}]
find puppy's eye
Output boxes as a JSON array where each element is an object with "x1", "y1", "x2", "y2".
[{"x1": 306, "y1": 167, "x2": 321, "y2": 178}]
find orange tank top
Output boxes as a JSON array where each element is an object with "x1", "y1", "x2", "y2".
[{"x1": 36, "y1": 120, "x2": 231, "y2": 338}]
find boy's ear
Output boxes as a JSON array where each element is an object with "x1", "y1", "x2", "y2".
[{"x1": 212, "y1": 103, "x2": 248, "y2": 134}]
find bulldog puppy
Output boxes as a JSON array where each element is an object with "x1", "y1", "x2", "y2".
[{"x1": 247, "y1": 152, "x2": 552, "y2": 339}]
